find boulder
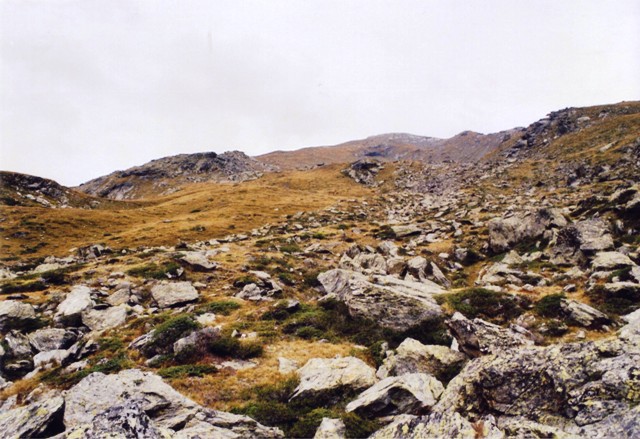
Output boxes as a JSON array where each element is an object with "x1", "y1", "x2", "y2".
[
  {"x1": 488, "y1": 208, "x2": 566, "y2": 253},
  {"x1": 55, "y1": 285, "x2": 95, "y2": 326},
  {"x1": 314, "y1": 418, "x2": 346, "y2": 439},
  {"x1": 291, "y1": 357, "x2": 377, "y2": 404},
  {"x1": 369, "y1": 412, "x2": 500, "y2": 439},
  {"x1": 377, "y1": 338, "x2": 467, "y2": 382},
  {"x1": 0, "y1": 300, "x2": 36, "y2": 331},
  {"x1": 343, "y1": 159, "x2": 383, "y2": 186},
  {"x1": 81, "y1": 305, "x2": 128, "y2": 332},
  {"x1": 591, "y1": 251, "x2": 636, "y2": 270},
  {"x1": 0, "y1": 396, "x2": 64, "y2": 438},
  {"x1": 2, "y1": 331, "x2": 34, "y2": 378},
  {"x1": 33, "y1": 349, "x2": 71, "y2": 369},
  {"x1": 560, "y1": 299, "x2": 612, "y2": 328},
  {"x1": 432, "y1": 338, "x2": 640, "y2": 435},
  {"x1": 64, "y1": 369, "x2": 282, "y2": 437},
  {"x1": 151, "y1": 281, "x2": 199, "y2": 308},
  {"x1": 346, "y1": 373, "x2": 444, "y2": 417},
  {"x1": 318, "y1": 269, "x2": 443, "y2": 332},
  {"x1": 59, "y1": 400, "x2": 165, "y2": 439},
  {"x1": 28, "y1": 328, "x2": 77, "y2": 352},
  {"x1": 106, "y1": 285, "x2": 131, "y2": 306},
  {"x1": 178, "y1": 251, "x2": 218, "y2": 270},
  {"x1": 390, "y1": 224, "x2": 422, "y2": 238},
  {"x1": 446, "y1": 312, "x2": 535, "y2": 358}
]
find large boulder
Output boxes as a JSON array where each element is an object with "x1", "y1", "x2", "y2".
[
  {"x1": 446, "y1": 312, "x2": 535, "y2": 358},
  {"x1": 488, "y1": 208, "x2": 567, "y2": 253},
  {"x1": 0, "y1": 300, "x2": 36, "y2": 332},
  {"x1": 81, "y1": 305, "x2": 128, "y2": 332},
  {"x1": 377, "y1": 338, "x2": 467, "y2": 382},
  {"x1": 151, "y1": 281, "x2": 199, "y2": 308},
  {"x1": 550, "y1": 218, "x2": 615, "y2": 266},
  {"x1": 55, "y1": 285, "x2": 95, "y2": 326},
  {"x1": 59, "y1": 400, "x2": 165, "y2": 439},
  {"x1": 560, "y1": 299, "x2": 612, "y2": 328},
  {"x1": 291, "y1": 356, "x2": 377, "y2": 404},
  {"x1": 591, "y1": 252, "x2": 636, "y2": 271},
  {"x1": 369, "y1": 412, "x2": 502, "y2": 439},
  {"x1": 28, "y1": 328, "x2": 78, "y2": 352},
  {"x1": 64, "y1": 369, "x2": 282, "y2": 437},
  {"x1": 432, "y1": 336, "x2": 640, "y2": 437},
  {"x1": 0, "y1": 396, "x2": 64, "y2": 438},
  {"x1": 318, "y1": 269, "x2": 444, "y2": 332},
  {"x1": 178, "y1": 251, "x2": 218, "y2": 271},
  {"x1": 346, "y1": 373, "x2": 444, "y2": 418}
]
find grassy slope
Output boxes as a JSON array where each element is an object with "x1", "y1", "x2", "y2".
[{"x1": 0, "y1": 165, "x2": 371, "y2": 260}]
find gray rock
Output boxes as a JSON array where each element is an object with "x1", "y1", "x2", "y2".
[
  {"x1": 314, "y1": 418, "x2": 346, "y2": 439},
  {"x1": 0, "y1": 300, "x2": 36, "y2": 332},
  {"x1": 591, "y1": 252, "x2": 636, "y2": 270},
  {"x1": 81, "y1": 305, "x2": 128, "y2": 332},
  {"x1": 343, "y1": 159, "x2": 383, "y2": 186},
  {"x1": 291, "y1": 356, "x2": 377, "y2": 404},
  {"x1": 368, "y1": 412, "x2": 493, "y2": 439},
  {"x1": 318, "y1": 269, "x2": 443, "y2": 332},
  {"x1": 488, "y1": 208, "x2": 567, "y2": 253},
  {"x1": 346, "y1": 373, "x2": 444, "y2": 417},
  {"x1": 0, "y1": 396, "x2": 64, "y2": 438},
  {"x1": 33, "y1": 349, "x2": 71, "y2": 369},
  {"x1": 58, "y1": 400, "x2": 164, "y2": 439},
  {"x1": 433, "y1": 338, "x2": 640, "y2": 431},
  {"x1": 151, "y1": 281, "x2": 199, "y2": 308},
  {"x1": 560, "y1": 299, "x2": 612, "y2": 328},
  {"x1": 391, "y1": 224, "x2": 422, "y2": 238},
  {"x1": 378, "y1": 338, "x2": 467, "y2": 382},
  {"x1": 28, "y1": 328, "x2": 77, "y2": 352},
  {"x1": 55, "y1": 285, "x2": 95, "y2": 326},
  {"x1": 173, "y1": 326, "x2": 220, "y2": 356},
  {"x1": 64, "y1": 369, "x2": 282, "y2": 437},
  {"x1": 106, "y1": 285, "x2": 131, "y2": 306},
  {"x1": 179, "y1": 251, "x2": 218, "y2": 270},
  {"x1": 446, "y1": 312, "x2": 535, "y2": 358}
]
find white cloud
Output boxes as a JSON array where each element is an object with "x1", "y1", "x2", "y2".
[{"x1": 1, "y1": 0, "x2": 639, "y2": 185}]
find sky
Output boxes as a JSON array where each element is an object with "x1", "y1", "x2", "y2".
[{"x1": 1, "y1": 1, "x2": 639, "y2": 186}]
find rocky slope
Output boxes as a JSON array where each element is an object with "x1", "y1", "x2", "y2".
[
  {"x1": 78, "y1": 151, "x2": 277, "y2": 200},
  {"x1": 257, "y1": 130, "x2": 517, "y2": 170},
  {"x1": 0, "y1": 100, "x2": 639, "y2": 438}
]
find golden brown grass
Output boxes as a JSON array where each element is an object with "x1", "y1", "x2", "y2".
[
  {"x1": 170, "y1": 339, "x2": 356, "y2": 410},
  {"x1": 0, "y1": 165, "x2": 371, "y2": 260}
]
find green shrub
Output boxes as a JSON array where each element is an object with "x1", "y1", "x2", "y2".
[
  {"x1": 302, "y1": 271, "x2": 321, "y2": 288},
  {"x1": 142, "y1": 315, "x2": 201, "y2": 357},
  {"x1": 312, "y1": 232, "x2": 327, "y2": 240},
  {"x1": 587, "y1": 284, "x2": 640, "y2": 315},
  {"x1": 280, "y1": 244, "x2": 302, "y2": 254},
  {"x1": 208, "y1": 336, "x2": 263, "y2": 359},
  {"x1": 341, "y1": 412, "x2": 381, "y2": 438},
  {"x1": 442, "y1": 288, "x2": 527, "y2": 323},
  {"x1": 126, "y1": 262, "x2": 182, "y2": 279},
  {"x1": 277, "y1": 272, "x2": 296, "y2": 286},
  {"x1": 198, "y1": 300, "x2": 241, "y2": 316},
  {"x1": 534, "y1": 293, "x2": 565, "y2": 318},
  {"x1": 158, "y1": 364, "x2": 218, "y2": 379},
  {"x1": 0, "y1": 279, "x2": 47, "y2": 295}
]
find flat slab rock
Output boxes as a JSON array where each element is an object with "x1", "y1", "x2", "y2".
[
  {"x1": 378, "y1": 338, "x2": 467, "y2": 382},
  {"x1": 151, "y1": 281, "x2": 199, "y2": 308},
  {"x1": 318, "y1": 269, "x2": 444, "y2": 332},
  {"x1": 346, "y1": 373, "x2": 444, "y2": 417},
  {"x1": 291, "y1": 356, "x2": 377, "y2": 404},
  {"x1": 63, "y1": 369, "x2": 282, "y2": 437},
  {"x1": 446, "y1": 312, "x2": 535, "y2": 358}
]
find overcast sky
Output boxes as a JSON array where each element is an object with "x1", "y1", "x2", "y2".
[{"x1": 1, "y1": 0, "x2": 639, "y2": 186}]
